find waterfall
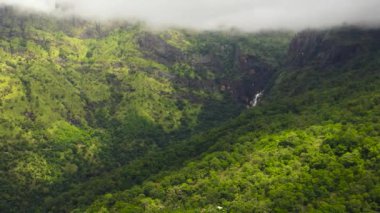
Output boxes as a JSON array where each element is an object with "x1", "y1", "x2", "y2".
[{"x1": 250, "y1": 91, "x2": 263, "y2": 107}]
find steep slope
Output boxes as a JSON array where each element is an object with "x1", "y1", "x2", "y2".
[
  {"x1": 82, "y1": 27, "x2": 380, "y2": 212},
  {"x1": 1, "y1": 6, "x2": 379, "y2": 213},
  {"x1": 0, "y1": 7, "x2": 293, "y2": 212}
]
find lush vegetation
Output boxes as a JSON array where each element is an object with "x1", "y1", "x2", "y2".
[
  {"x1": 81, "y1": 28, "x2": 380, "y2": 212},
  {"x1": 0, "y1": 6, "x2": 379, "y2": 212}
]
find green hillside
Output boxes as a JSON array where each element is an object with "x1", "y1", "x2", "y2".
[
  {"x1": 0, "y1": 6, "x2": 379, "y2": 213},
  {"x1": 80, "y1": 28, "x2": 380, "y2": 212}
]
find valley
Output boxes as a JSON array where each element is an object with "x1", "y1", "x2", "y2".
[{"x1": 0, "y1": 6, "x2": 379, "y2": 212}]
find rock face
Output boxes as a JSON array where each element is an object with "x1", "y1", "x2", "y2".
[
  {"x1": 288, "y1": 28, "x2": 380, "y2": 68},
  {"x1": 198, "y1": 52, "x2": 274, "y2": 106},
  {"x1": 137, "y1": 32, "x2": 275, "y2": 106},
  {"x1": 213, "y1": 53, "x2": 272, "y2": 106},
  {"x1": 138, "y1": 32, "x2": 185, "y2": 65},
  {"x1": 234, "y1": 54, "x2": 272, "y2": 104}
]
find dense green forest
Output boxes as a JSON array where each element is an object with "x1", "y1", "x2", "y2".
[{"x1": 0, "y1": 6, "x2": 379, "y2": 212}]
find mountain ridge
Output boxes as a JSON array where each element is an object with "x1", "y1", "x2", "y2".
[{"x1": 0, "y1": 6, "x2": 379, "y2": 212}]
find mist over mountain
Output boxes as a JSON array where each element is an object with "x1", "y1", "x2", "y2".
[
  {"x1": 0, "y1": 2, "x2": 380, "y2": 212},
  {"x1": 2, "y1": 0, "x2": 380, "y2": 31}
]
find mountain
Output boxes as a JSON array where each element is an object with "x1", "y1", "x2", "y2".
[
  {"x1": 0, "y1": 6, "x2": 379, "y2": 212},
  {"x1": 81, "y1": 27, "x2": 380, "y2": 212}
]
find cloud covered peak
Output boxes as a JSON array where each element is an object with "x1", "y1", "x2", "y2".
[{"x1": 2, "y1": 0, "x2": 380, "y2": 31}]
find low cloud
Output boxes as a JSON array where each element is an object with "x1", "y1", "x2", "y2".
[{"x1": 2, "y1": 0, "x2": 380, "y2": 31}]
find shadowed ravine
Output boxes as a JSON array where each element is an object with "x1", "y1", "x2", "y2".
[{"x1": 0, "y1": 6, "x2": 379, "y2": 213}]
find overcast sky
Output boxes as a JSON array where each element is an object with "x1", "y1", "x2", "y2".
[{"x1": 2, "y1": 0, "x2": 380, "y2": 31}]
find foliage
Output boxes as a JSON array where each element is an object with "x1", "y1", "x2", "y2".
[{"x1": 0, "y1": 6, "x2": 379, "y2": 213}]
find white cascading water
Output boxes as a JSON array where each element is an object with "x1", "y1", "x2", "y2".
[{"x1": 250, "y1": 91, "x2": 263, "y2": 107}]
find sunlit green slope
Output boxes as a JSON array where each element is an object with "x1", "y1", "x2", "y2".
[
  {"x1": 0, "y1": 7, "x2": 293, "y2": 212},
  {"x1": 1, "y1": 6, "x2": 379, "y2": 213},
  {"x1": 83, "y1": 28, "x2": 380, "y2": 212}
]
